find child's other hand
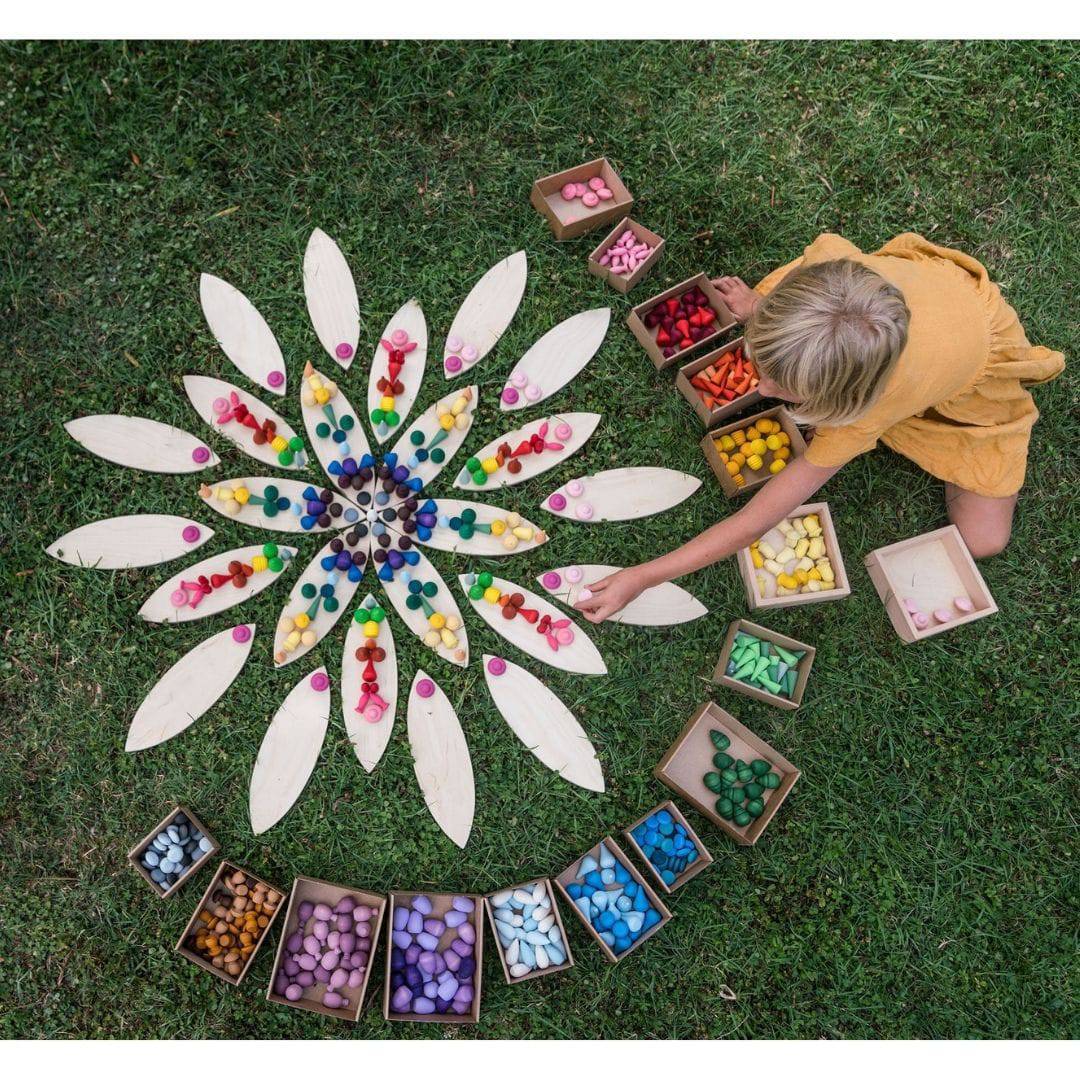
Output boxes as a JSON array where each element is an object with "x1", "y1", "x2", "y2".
[
  {"x1": 573, "y1": 567, "x2": 649, "y2": 623},
  {"x1": 712, "y1": 276, "x2": 760, "y2": 322}
]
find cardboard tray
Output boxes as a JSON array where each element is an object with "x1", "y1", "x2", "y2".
[
  {"x1": 175, "y1": 859, "x2": 285, "y2": 985},
  {"x1": 554, "y1": 835, "x2": 672, "y2": 963},
  {"x1": 382, "y1": 891, "x2": 484, "y2": 1024},
  {"x1": 864, "y1": 524, "x2": 998, "y2": 642},
  {"x1": 587, "y1": 216, "x2": 665, "y2": 294},
  {"x1": 736, "y1": 500, "x2": 852, "y2": 609},
  {"x1": 265, "y1": 875, "x2": 387, "y2": 1022},
  {"x1": 654, "y1": 702, "x2": 800, "y2": 847},
  {"x1": 701, "y1": 405, "x2": 807, "y2": 497},
  {"x1": 483, "y1": 877, "x2": 575, "y2": 985},
  {"x1": 712, "y1": 618, "x2": 815, "y2": 711},
  {"x1": 530, "y1": 158, "x2": 633, "y2": 241},
  {"x1": 676, "y1": 337, "x2": 764, "y2": 428},
  {"x1": 127, "y1": 803, "x2": 219, "y2": 899},
  {"x1": 627, "y1": 273, "x2": 738, "y2": 369},
  {"x1": 622, "y1": 800, "x2": 713, "y2": 894}
]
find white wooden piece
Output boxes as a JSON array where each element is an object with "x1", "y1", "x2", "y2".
[
  {"x1": 342, "y1": 593, "x2": 398, "y2": 773},
  {"x1": 543, "y1": 467, "x2": 702, "y2": 523},
  {"x1": 387, "y1": 384, "x2": 478, "y2": 494},
  {"x1": 481, "y1": 654, "x2": 604, "y2": 792},
  {"x1": 249, "y1": 667, "x2": 331, "y2": 835},
  {"x1": 64, "y1": 415, "x2": 219, "y2": 474},
  {"x1": 410, "y1": 497, "x2": 548, "y2": 558},
  {"x1": 538, "y1": 563, "x2": 708, "y2": 627},
  {"x1": 367, "y1": 299, "x2": 428, "y2": 442},
  {"x1": 499, "y1": 308, "x2": 610, "y2": 412},
  {"x1": 452, "y1": 413, "x2": 601, "y2": 492},
  {"x1": 381, "y1": 548, "x2": 469, "y2": 667},
  {"x1": 125, "y1": 624, "x2": 255, "y2": 751},
  {"x1": 47, "y1": 514, "x2": 213, "y2": 570},
  {"x1": 457, "y1": 574, "x2": 607, "y2": 676},
  {"x1": 199, "y1": 273, "x2": 287, "y2": 395},
  {"x1": 406, "y1": 670, "x2": 475, "y2": 848},
  {"x1": 139, "y1": 543, "x2": 295, "y2": 624},
  {"x1": 272, "y1": 537, "x2": 366, "y2": 668},
  {"x1": 183, "y1": 375, "x2": 306, "y2": 471},
  {"x1": 304, "y1": 228, "x2": 360, "y2": 369},
  {"x1": 298, "y1": 362, "x2": 372, "y2": 487},
  {"x1": 197, "y1": 476, "x2": 356, "y2": 534},
  {"x1": 442, "y1": 250, "x2": 527, "y2": 378}
]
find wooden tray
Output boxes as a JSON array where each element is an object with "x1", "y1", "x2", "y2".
[
  {"x1": 701, "y1": 405, "x2": 806, "y2": 497},
  {"x1": 127, "y1": 804, "x2": 219, "y2": 899},
  {"x1": 587, "y1": 216, "x2": 665, "y2": 293},
  {"x1": 676, "y1": 337, "x2": 764, "y2": 428},
  {"x1": 712, "y1": 619, "x2": 815, "y2": 711},
  {"x1": 484, "y1": 877, "x2": 575, "y2": 985},
  {"x1": 627, "y1": 273, "x2": 737, "y2": 369},
  {"x1": 530, "y1": 157, "x2": 633, "y2": 241},
  {"x1": 622, "y1": 800, "x2": 713, "y2": 893}
]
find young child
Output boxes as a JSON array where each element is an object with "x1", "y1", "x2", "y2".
[{"x1": 575, "y1": 232, "x2": 1064, "y2": 624}]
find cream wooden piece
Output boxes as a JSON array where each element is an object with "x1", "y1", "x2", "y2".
[
  {"x1": 381, "y1": 548, "x2": 469, "y2": 667},
  {"x1": 406, "y1": 670, "x2": 475, "y2": 848},
  {"x1": 198, "y1": 477, "x2": 357, "y2": 533},
  {"x1": 387, "y1": 384, "x2": 478, "y2": 493},
  {"x1": 125, "y1": 624, "x2": 255, "y2": 751},
  {"x1": 199, "y1": 273, "x2": 287, "y2": 395},
  {"x1": 342, "y1": 594, "x2": 398, "y2": 773},
  {"x1": 410, "y1": 498, "x2": 547, "y2": 558},
  {"x1": 482, "y1": 655, "x2": 604, "y2": 792},
  {"x1": 249, "y1": 667, "x2": 331, "y2": 835},
  {"x1": 298, "y1": 362, "x2": 372, "y2": 485},
  {"x1": 538, "y1": 563, "x2": 708, "y2": 626},
  {"x1": 47, "y1": 514, "x2": 213, "y2": 570},
  {"x1": 64, "y1": 415, "x2": 220, "y2": 474},
  {"x1": 367, "y1": 299, "x2": 428, "y2": 442},
  {"x1": 304, "y1": 228, "x2": 360, "y2": 369},
  {"x1": 543, "y1": 467, "x2": 701, "y2": 522}
]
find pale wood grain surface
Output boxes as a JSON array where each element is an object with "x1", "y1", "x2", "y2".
[
  {"x1": 47, "y1": 514, "x2": 214, "y2": 569},
  {"x1": 65, "y1": 415, "x2": 220, "y2": 474}
]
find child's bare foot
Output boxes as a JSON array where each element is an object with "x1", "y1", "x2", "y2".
[{"x1": 712, "y1": 276, "x2": 761, "y2": 322}]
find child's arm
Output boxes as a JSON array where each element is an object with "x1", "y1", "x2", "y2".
[{"x1": 574, "y1": 455, "x2": 841, "y2": 622}]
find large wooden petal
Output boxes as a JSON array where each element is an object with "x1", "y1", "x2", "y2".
[
  {"x1": 442, "y1": 250, "x2": 527, "y2": 379},
  {"x1": 406, "y1": 670, "x2": 474, "y2": 848},
  {"x1": 139, "y1": 543, "x2": 295, "y2": 624},
  {"x1": 183, "y1": 375, "x2": 307, "y2": 471},
  {"x1": 407, "y1": 497, "x2": 547, "y2": 558},
  {"x1": 64, "y1": 415, "x2": 219, "y2": 474},
  {"x1": 249, "y1": 667, "x2": 331, "y2": 835},
  {"x1": 199, "y1": 273, "x2": 287, "y2": 396},
  {"x1": 342, "y1": 594, "x2": 397, "y2": 773},
  {"x1": 367, "y1": 299, "x2": 428, "y2": 443},
  {"x1": 304, "y1": 228, "x2": 360, "y2": 369},
  {"x1": 298, "y1": 362, "x2": 373, "y2": 490},
  {"x1": 538, "y1": 563, "x2": 708, "y2": 626},
  {"x1": 499, "y1": 308, "x2": 610, "y2": 412},
  {"x1": 386, "y1": 384, "x2": 478, "y2": 496},
  {"x1": 452, "y1": 413, "x2": 600, "y2": 492},
  {"x1": 482, "y1": 654, "x2": 604, "y2": 792},
  {"x1": 542, "y1": 467, "x2": 701, "y2": 523},
  {"x1": 47, "y1": 514, "x2": 213, "y2": 570},
  {"x1": 198, "y1": 476, "x2": 360, "y2": 535},
  {"x1": 458, "y1": 574, "x2": 606, "y2": 676},
  {"x1": 380, "y1": 547, "x2": 468, "y2": 667},
  {"x1": 125, "y1": 624, "x2": 255, "y2": 751}
]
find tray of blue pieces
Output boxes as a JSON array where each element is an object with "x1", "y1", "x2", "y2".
[{"x1": 623, "y1": 801, "x2": 713, "y2": 893}]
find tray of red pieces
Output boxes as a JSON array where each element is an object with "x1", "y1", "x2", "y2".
[
  {"x1": 627, "y1": 274, "x2": 737, "y2": 370},
  {"x1": 677, "y1": 338, "x2": 763, "y2": 426}
]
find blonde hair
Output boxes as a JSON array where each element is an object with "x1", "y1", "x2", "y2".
[{"x1": 745, "y1": 259, "x2": 910, "y2": 426}]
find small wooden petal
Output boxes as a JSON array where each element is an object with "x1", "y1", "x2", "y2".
[
  {"x1": 410, "y1": 497, "x2": 547, "y2": 557},
  {"x1": 198, "y1": 476, "x2": 359, "y2": 534},
  {"x1": 482, "y1": 654, "x2": 604, "y2": 792},
  {"x1": 342, "y1": 593, "x2": 397, "y2": 773},
  {"x1": 139, "y1": 543, "x2": 295, "y2": 624},
  {"x1": 47, "y1": 514, "x2": 213, "y2": 570},
  {"x1": 64, "y1": 415, "x2": 219, "y2": 474},
  {"x1": 199, "y1": 273, "x2": 287, "y2": 395},
  {"x1": 500, "y1": 307, "x2": 610, "y2": 412},
  {"x1": 304, "y1": 228, "x2": 360, "y2": 369},
  {"x1": 443, "y1": 250, "x2": 527, "y2": 378},
  {"x1": 458, "y1": 574, "x2": 607, "y2": 676},
  {"x1": 183, "y1": 375, "x2": 306, "y2": 471},
  {"x1": 367, "y1": 299, "x2": 428, "y2": 443},
  {"x1": 249, "y1": 667, "x2": 332, "y2": 835},
  {"x1": 298, "y1": 363, "x2": 372, "y2": 488},
  {"x1": 543, "y1": 467, "x2": 702, "y2": 523},
  {"x1": 126, "y1": 624, "x2": 255, "y2": 751},
  {"x1": 453, "y1": 412, "x2": 600, "y2": 492},
  {"x1": 538, "y1": 563, "x2": 708, "y2": 626},
  {"x1": 380, "y1": 547, "x2": 468, "y2": 667},
  {"x1": 406, "y1": 669, "x2": 474, "y2": 848},
  {"x1": 387, "y1": 384, "x2": 478, "y2": 495}
]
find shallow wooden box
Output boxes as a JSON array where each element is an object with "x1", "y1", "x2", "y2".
[
  {"x1": 382, "y1": 891, "x2": 484, "y2": 1024},
  {"x1": 864, "y1": 524, "x2": 998, "y2": 642},
  {"x1": 587, "y1": 216, "x2": 665, "y2": 294},
  {"x1": 530, "y1": 157, "x2": 633, "y2": 241},
  {"x1": 175, "y1": 859, "x2": 285, "y2": 985},
  {"x1": 265, "y1": 875, "x2": 387, "y2": 1022},
  {"x1": 127, "y1": 803, "x2": 219, "y2": 899},
  {"x1": 654, "y1": 702, "x2": 800, "y2": 847},
  {"x1": 622, "y1": 800, "x2": 713, "y2": 894},
  {"x1": 484, "y1": 877, "x2": 575, "y2": 985},
  {"x1": 712, "y1": 619, "x2": 815, "y2": 711},
  {"x1": 554, "y1": 835, "x2": 672, "y2": 963},
  {"x1": 676, "y1": 337, "x2": 764, "y2": 428},
  {"x1": 701, "y1": 405, "x2": 807, "y2": 497},
  {"x1": 736, "y1": 500, "x2": 852, "y2": 609},
  {"x1": 627, "y1": 273, "x2": 738, "y2": 370}
]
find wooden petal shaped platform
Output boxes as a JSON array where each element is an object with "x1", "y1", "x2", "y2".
[
  {"x1": 64, "y1": 415, "x2": 219, "y2": 474},
  {"x1": 542, "y1": 467, "x2": 701, "y2": 523},
  {"x1": 367, "y1": 299, "x2": 428, "y2": 442},
  {"x1": 387, "y1": 384, "x2": 478, "y2": 494},
  {"x1": 381, "y1": 547, "x2": 468, "y2": 667},
  {"x1": 406, "y1": 670, "x2": 475, "y2": 848},
  {"x1": 47, "y1": 514, "x2": 213, "y2": 570},
  {"x1": 538, "y1": 563, "x2": 708, "y2": 626},
  {"x1": 199, "y1": 273, "x2": 287, "y2": 395},
  {"x1": 342, "y1": 594, "x2": 398, "y2": 773},
  {"x1": 125, "y1": 624, "x2": 255, "y2": 751},
  {"x1": 198, "y1": 477, "x2": 359, "y2": 534},
  {"x1": 299, "y1": 362, "x2": 372, "y2": 488},
  {"x1": 304, "y1": 228, "x2": 360, "y2": 369},
  {"x1": 408, "y1": 497, "x2": 547, "y2": 558}
]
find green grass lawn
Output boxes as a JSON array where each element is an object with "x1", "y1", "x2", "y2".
[{"x1": 2, "y1": 40, "x2": 1077, "y2": 1039}]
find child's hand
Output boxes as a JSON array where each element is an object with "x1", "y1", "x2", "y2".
[
  {"x1": 573, "y1": 567, "x2": 650, "y2": 624},
  {"x1": 712, "y1": 276, "x2": 761, "y2": 322}
]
